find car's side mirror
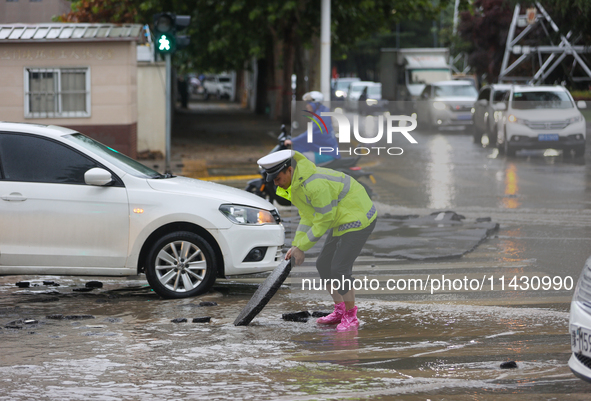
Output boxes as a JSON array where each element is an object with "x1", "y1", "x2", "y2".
[
  {"x1": 478, "y1": 99, "x2": 488, "y2": 106},
  {"x1": 577, "y1": 100, "x2": 587, "y2": 109},
  {"x1": 85, "y1": 168, "x2": 113, "y2": 186},
  {"x1": 496, "y1": 103, "x2": 507, "y2": 111}
]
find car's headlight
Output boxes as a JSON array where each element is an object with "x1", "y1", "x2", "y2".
[
  {"x1": 566, "y1": 115, "x2": 583, "y2": 124},
  {"x1": 335, "y1": 90, "x2": 346, "y2": 98},
  {"x1": 219, "y1": 204, "x2": 278, "y2": 225},
  {"x1": 433, "y1": 101, "x2": 447, "y2": 110},
  {"x1": 366, "y1": 99, "x2": 378, "y2": 106},
  {"x1": 508, "y1": 114, "x2": 525, "y2": 124}
]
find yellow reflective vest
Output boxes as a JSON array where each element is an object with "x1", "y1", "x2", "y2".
[{"x1": 276, "y1": 151, "x2": 377, "y2": 252}]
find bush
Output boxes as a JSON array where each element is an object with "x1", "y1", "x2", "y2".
[{"x1": 570, "y1": 90, "x2": 591, "y2": 100}]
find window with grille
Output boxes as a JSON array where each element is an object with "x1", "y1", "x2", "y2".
[{"x1": 24, "y1": 67, "x2": 91, "y2": 118}]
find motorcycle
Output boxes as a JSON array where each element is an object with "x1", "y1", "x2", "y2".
[{"x1": 245, "y1": 125, "x2": 376, "y2": 205}]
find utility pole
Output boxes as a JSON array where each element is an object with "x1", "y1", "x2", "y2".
[{"x1": 165, "y1": 53, "x2": 171, "y2": 174}]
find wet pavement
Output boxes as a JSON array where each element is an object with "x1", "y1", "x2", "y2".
[
  {"x1": 2, "y1": 101, "x2": 591, "y2": 399},
  {"x1": 0, "y1": 273, "x2": 588, "y2": 400}
]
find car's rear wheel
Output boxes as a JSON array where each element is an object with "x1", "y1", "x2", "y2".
[{"x1": 145, "y1": 231, "x2": 217, "y2": 299}]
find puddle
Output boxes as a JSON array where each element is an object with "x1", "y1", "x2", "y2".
[{"x1": 0, "y1": 279, "x2": 586, "y2": 400}]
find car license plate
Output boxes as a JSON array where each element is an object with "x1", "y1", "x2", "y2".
[
  {"x1": 456, "y1": 114, "x2": 472, "y2": 120},
  {"x1": 538, "y1": 134, "x2": 559, "y2": 141},
  {"x1": 571, "y1": 325, "x2": 591, "y2": 357}
]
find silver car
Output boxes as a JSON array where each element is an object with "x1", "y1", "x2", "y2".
[
  {"x1": 416, "y1": 81, "x2": 478, "y2": 131},
  {"x1": 472, "y1": 84, "x2": 511, "y2": 144}
]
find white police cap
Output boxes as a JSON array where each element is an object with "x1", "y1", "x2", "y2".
[{"x1": 257, "y1": 149, "x2": 294, "y2": 182}]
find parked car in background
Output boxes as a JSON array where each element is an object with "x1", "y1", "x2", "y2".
[
  {"x1": 203, "y1": 73, "x2": 234, "y2": 100},
  {"x1": 472, "y1": 84, "x2": 511, "y2": 144},
  {"x1": 494, "y1": 85, "x2": 586, "y2": 157},
  {"x1": 345, "y1": 81, "x2": 375, "y2": 112},
  {"x1": 452, "y1": 74, "x2": 479, "y2": 89},
  {"x1": 331, "y1": 77, "x2": 360, "y2": 101},
  {"x1": 359, "y1": 82, "x2": 388, "y2": 116},
  {"x1": 0, "y1": 122, "x2": 284, "y2": 299},
  {"x1": 415, "y1": 80, "x2": 478, "y2": 131},
  {"x1": 569, "y1": 255, "x2": 591, "y2": 382}
]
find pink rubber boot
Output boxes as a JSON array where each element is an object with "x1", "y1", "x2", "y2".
[
  {"x1": 336, "y1": 306, "x2": 359, "y2": 331},
  {"x1": 316, "y1": 302, "x2": 346, "y2": 325}
]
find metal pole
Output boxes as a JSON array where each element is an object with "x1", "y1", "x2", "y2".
[
  {"x1": 165, "y1": 53, "x2": 171, "y2": 174},
  {"x1": 320, "y1": 0, "x2": 330, "y2": 101},
  {"x1": 452, "y1": 0, "x2": 460, "y2": 36},
  {"x1": 499, "y1": 4, "x2": 520, "y2": 83}
]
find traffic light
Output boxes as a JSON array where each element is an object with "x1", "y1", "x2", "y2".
[{"x1": 153, "y1": 13, "x2": 191, "y2": 55}]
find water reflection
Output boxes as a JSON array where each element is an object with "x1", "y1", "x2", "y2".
[
  {"x1": 317, "y1": 329, "x2": 360, "y2": 366},
  {"x1": 502, "y1": 163, "x2": 521, "y2": 209},
  {"x1": 427, "y1": 135, "x2": 455, "y2": 209},
  {"x1": 499, "y1": 228, "x2": 526, "y2": 263}
]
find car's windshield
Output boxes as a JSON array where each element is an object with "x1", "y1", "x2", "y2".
[
  {"x1": 218, "y1": 77, "x2": 231, "y2": 83},
  {"x1": 65, "y1": 133, "x2": 165, "y2": 179},
  {"x1": 408, "y1": 69, "x2": 451, "y2": 84},
  {"x1": 493, "y1": 90, "x2": 509, "y2": 102},
  {"x1": 368, "y1": 85, "x2": 381, "y2": 97},
  {"x1": 349, "y1": 84, "x2": 369, "y2": 95},
  {"x1": 433, "y1": 84, "x2": 478, "y2": 97},
  {"x1": 336, "y1": 80, "x2": 356, "y2": 91},
  {"x1": 511, "y1": 91, "x2": 574, "y2": 109}
]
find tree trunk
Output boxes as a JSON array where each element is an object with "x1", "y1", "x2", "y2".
[{"x1": 281, "y1": 23, "x2": 296, "y2": 125}]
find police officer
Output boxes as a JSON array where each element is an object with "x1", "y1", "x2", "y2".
[{"x1": 258, "y1": 149, "x2": 377, "y2": 331}]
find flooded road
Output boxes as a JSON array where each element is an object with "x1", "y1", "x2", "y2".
[
  {"x1": 0, "y1": 274, "x2": 588, "y2": 400},
  {"x1": 2, "y1": 125, "x2": 591, "y2": 399}
]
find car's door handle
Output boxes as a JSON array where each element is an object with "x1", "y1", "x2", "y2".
[{"x1": 1, "y1": 192, "x2": 27, "y2": 202}]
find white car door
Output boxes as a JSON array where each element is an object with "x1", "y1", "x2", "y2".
[{"x1": 0, "y1": 133, "x2": 129, "y2": 269}]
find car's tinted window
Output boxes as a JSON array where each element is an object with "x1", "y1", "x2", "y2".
[
  {"x1": 511, "y1": 91, "x2": 573, "y2": 109},
  {"x1": 492, "y1": 90, "x2": 509, "y2": 102},
  {"x1": 0, "y1": 133, "x2": 98, "y2": 184},
  {"x1": 433, "y1": 84, "x2": 478, "y2": 97},
  {"x1": 478, "y1": 88, "x2": 490, "y2": 101}
]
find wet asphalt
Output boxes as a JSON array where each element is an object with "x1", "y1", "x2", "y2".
[{"x1": 1, "y1": 101, "x2": 591, "y2": 399}]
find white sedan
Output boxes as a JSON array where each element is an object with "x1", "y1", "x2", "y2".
[{"x1": 0, "y1": 122, "x2": 284, "y2": 299}]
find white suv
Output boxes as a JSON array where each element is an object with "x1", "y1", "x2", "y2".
[
  {"x1": 203, "y1": 74, "x2": 233, "y2": 100},
  {"x1": 495, "y1": 85, "x2": 586, "y2": 157}
]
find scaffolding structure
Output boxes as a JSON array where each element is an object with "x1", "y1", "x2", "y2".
[{"x1": 498, "y1": 2, "x2": 591, "y2": 85}]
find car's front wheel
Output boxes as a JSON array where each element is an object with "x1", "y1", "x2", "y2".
[
  {"x1": 574, "y1": 144, "x2": 586, "y2": 158},
  {"x1": 145, "y1": 231, "x2": 217, "y2": 299}
]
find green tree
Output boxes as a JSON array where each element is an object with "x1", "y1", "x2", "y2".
[{"x1": 60, "y1": 0, "x2": 452, "y2": 121}]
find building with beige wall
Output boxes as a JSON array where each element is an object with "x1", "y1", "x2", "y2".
[{"x1": 0, "y1": 23, "x2": 144, "y2": 158}]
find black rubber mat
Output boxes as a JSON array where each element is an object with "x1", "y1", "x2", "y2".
[{"x1": 233, "y1": 258, "x2": 292, "y2": 326}]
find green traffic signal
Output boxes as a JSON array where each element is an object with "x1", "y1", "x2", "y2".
[
  {"x1": 152, "y1": 12, "x2": 190, "y2": 55},
  {"x1": 157, "y1": 33, "x2": 175, "y2": 54}
]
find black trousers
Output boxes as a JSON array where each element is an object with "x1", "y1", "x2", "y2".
[{"x1": 315, "y1": 219, "x2": 377, "y2": 295}]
